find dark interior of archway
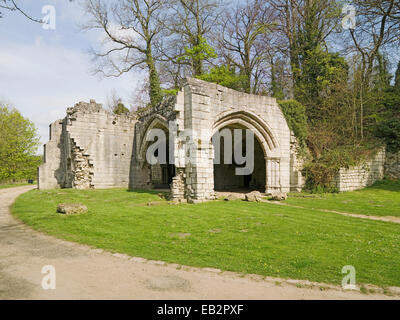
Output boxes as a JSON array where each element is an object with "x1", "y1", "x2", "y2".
[
  {"x1": 147, "y1": 127, "x2": 175, "y2": 189},
  {"x1": 213, "y1": 126, "x2": 266, "y2": 192}
]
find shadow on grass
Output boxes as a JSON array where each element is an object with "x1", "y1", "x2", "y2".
[
  {"x1": 126, "y1": 189, "x2": 169, "y2": 195},
  {"x1": 367, "y1": 179, "x2": 400, "y2": 192}
]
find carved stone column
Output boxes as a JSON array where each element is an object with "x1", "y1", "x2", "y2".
[{"x1": 265, "y1": 157, "x2": 281, "y2": 194}]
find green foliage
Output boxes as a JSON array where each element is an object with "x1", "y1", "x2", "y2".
[
  {"x1": 148, "y1": 55, "x2": 163, "y2": 106},
  {"x1": 395, "y1": 60, "x2": 400, "y2": 89},
  {"x1": 0, "y1": 104, "x2": 41, "y2": 182},
  {"x1": 270, "y1": 60, "x2": 285, "y2": 100},
  {"x1": 376, "y1": 119, "x2": 400, "y2": 152},
  {"x1": 374, "y1": 87, "x2": 400, "y2": 152},
  {"x1": 294, "y1": 47, "x2": 349, "y2": 120},
  {"x1": 196, "y1": 65, "x2": 247, "y2": 91},
  {"x1": 178, "y1": 36, "x2": 217, "y2": 75},
  {"x1": 113, "y1": 102, "x2": 130, "y2": 115},
  {"x1": 162, "y1": 88, "x2": 179, "y2": 96},
  {"x1": 302, "y1": 144, "x2": 380, "y2": 192},
  {"x1": 277, "y1": 100, "x2": 308, "y2": 152}
]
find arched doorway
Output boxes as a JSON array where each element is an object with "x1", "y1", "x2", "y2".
[
  {"x1": 211, "y1": 111, "x2": 281, "y2": 195},
  {"x1": 212, "y1": 124, "x2": 266, "y2": 192},
  {"x1": 138, "y1": 118, "x2": 175, "y2": 190}
]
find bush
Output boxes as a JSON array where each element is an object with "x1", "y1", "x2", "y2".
[
  {"x1": 375, "y1": 118, "x2": 400, "y2": 152},
  {"x1": 302, "y1": 144, "x2": 380, "y2": 193},
  {"x1": 278, "y1": 100, "x2": 308, "y2": 153}
]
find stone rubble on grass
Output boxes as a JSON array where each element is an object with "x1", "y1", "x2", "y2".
[
  {"x1": 224, "y1": 193, "x2": 243, "y2": 201},
  {"x1": 57, "y1": 203, "x2": 88, "y2": 215},
  {"x1": 244, "y1": 191, "x2": 262, "y2": 202},
  {"x1": 270, "y1": 192, "x2": 288, "y2": 201}
]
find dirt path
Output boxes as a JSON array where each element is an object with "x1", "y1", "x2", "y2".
[{"x1": 1, "y1": 186, "x2": 397, "y2": 300}]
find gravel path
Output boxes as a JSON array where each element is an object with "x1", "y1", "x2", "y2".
[{"x1": 0, "y1": 186, "x2": 397, "y2": 300}]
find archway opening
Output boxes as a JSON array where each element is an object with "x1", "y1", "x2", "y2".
[
  {"x1": 142, "y1": 123, "x2": 175, "y2": 190},
  {"x1": 212, "y1": 124, "x2": 266, "y2": 192}
]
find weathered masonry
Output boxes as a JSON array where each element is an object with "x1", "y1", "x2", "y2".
[
  {"x1": 40, "y1": 77, "x2": 398, "y2": 200},
  {"x1": 39, "y1": 78, "x2": 304, "y2": 201}
]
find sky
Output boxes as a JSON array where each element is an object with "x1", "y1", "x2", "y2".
[{"x1": 0, "y1": 0, "x2": 140, "y2": 151}]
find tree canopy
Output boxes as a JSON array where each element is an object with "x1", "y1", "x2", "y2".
[{"x1": 0, "y1": 103, "x2": 41, "y2": 182}]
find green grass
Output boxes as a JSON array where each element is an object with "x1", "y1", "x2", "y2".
[
  {"x1": 0, "y1": 182, "x2": 31, "y2": 189},
  {"x1": 11, "y1": 187, "x2": 400, "y2": 288},
  {"x1": 285, "y1": 179, "x2": 400, "y2": 217}
]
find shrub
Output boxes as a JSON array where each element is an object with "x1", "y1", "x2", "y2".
[{"x1": 278, "y1": 100, "x2": 308, "y2": 154}]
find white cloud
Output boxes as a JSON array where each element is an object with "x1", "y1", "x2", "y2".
[
  {"x1": 0, "y1": 40, "x2": 140, "y2": 149},
  {"x1": 0, "y1": 0, "x2": 146, "y2": 154}
]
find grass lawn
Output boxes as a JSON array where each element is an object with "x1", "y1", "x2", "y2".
[
  {"x1": 285, "y1": 180, "x2": 400, "y2": 217},
  {"x1": 11, "y1": 187, "x2": 400, "y2": 288},
  {"x1": 0, "y1": 182, "x2": 31, "y2": 189}
]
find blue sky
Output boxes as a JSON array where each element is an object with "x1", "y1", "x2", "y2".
[{"x1": 0, "y1": 0, "x2": 140, "y2": 149}]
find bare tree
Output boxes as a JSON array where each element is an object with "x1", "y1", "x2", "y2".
[
  {"x1": 217, "y1": 0, "x2": 276, "y2": 94},
  {"x1": 0, "y1": 0, "x2": 42, "y2": 22},
  {"x1": 346, "y1": 0, "x2": 400, "y2": 85},
  {"x1": 159, "y1": 0, "x2": 222, "y2": 78},
  {"x1": 268, "y1": 0, "x2": 341, "y2": 88},
  {"x1": 82, "y1": 0, "x2": 165, "y2": 106}
]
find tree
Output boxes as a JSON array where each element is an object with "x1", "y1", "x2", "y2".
[
  {"x1": 106, "y1": 89, "x2": 130, "y2": 114},
  {"x1": 269, "y1": 0, "x2": 341, "y2": 94},
  {"x1": 196, "y1": 64, "x2": 247, "y2": 91},
  {"x1": 269, "y1": 56, "x2": 287, "y2": 100},
  {"x1": 83, "y1": 0, "x2": 164, "y2": 106},
  {"x1": 218, "y1": 0, "x2": 275, "y2": 94},
  {"x1": 278, "y1": 100, "x2": 308, "y2": 150},
  {"x1": 375, "y1": 80, "x2": 400, "y2": 152},
  {"x1": 395, "y1": 60, "x2": 400, "y2": 88},
  {"x1": 0, "y1": 0, "x2": 42, "y2": 22},
  {"x1": 177, "y1": 36, "x2": 217, "y2": 75},
  {"x1": 0, "y1": 103, "x2": 41, "y2": 182},
  {"x1": 346, "y1": 0, "x2": 400, "y2": 87},
  {"x1": 160, "y1": 0, "x2": 221, "y2": 78},
  {"x1": 295, "y1": 47, "x2": 349, "y2": 120}
]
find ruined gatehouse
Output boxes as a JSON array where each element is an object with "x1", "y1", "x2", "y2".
[{"x1": 38, "y1": 78, "x2": 306, "y2": 202}]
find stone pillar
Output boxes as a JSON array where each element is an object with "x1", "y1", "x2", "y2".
[
  {"x1": 182, "y1": 78, "x2": 215, "y2": 202},
  {"x1": 265, "y1": 157, "x2": 281, "y2": 194}
]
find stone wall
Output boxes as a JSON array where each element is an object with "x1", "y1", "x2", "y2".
[
  {"x1": 385, "y1": 151, "x2": 400, "y2": 179},
  {"x1": 40, "y1": 78, "x2": 298, "y2": 200},
  {"x1": 333, "y1": 148, "x2": 386, "y2": 192},
  {"x1": 38, "y1": 100, "x2": 137, "y2": 189},
  {"x1": 38, "y1": 120, "x2": 63, "y2": 189},
  {"x1": 289, "y1": 134, "x2": 305, "y2": 192}
]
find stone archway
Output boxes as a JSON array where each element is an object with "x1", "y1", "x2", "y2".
[
  {"x1": 212, "y1": 111, "x2": 282, "y2": 194},
  {"x1": 134, "y1": 115, "x2": 175, "y2": 190},
  {"x1": 212, "y1": 124, "x2": 266, "y2": 192}
]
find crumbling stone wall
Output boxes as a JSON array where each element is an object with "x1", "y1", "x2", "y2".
[
  {"x1": 333, "y1": 148, "x2": 386, "y2": 192},
  {"x1": 71, "y1": 140, "x2": 94, "y2": 189},
  {"x1": 40, "y1": 78, "x2": 300, "y2": 201},
  {"x1": 289, "y1": 134, "x2": 305, "y2": 192},
  {"x1": 39, "y1": 100, "x2": 137, "y2": 189},
  {"x1": 38, "y1": 120, "x2": 64, "y2": 189}
]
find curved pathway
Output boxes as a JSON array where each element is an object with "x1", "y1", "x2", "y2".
[{"x1": 0, "y1": 186, "x2": 397, "y2": 300}]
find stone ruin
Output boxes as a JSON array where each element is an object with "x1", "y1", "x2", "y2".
[{"x1": 38, "y1": 77, "x2": 399, "y2": 201}]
